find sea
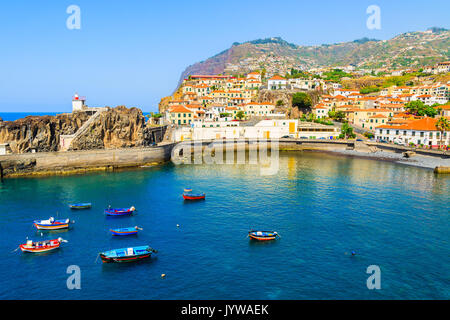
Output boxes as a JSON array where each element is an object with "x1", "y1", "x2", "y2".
[
  {"x1": 0, "y1": 152, "x2": 448, "y2": 299},
  {"x1": 0, "y1": 112, "x2": 153, "y2": 122}
]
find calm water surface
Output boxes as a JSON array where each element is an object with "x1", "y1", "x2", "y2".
[{"x1": 0, "y1": 152, "x2": 448, "y2": 299}]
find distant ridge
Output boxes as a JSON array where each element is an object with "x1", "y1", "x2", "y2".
[{"x1": 177, "y1": 28, "x2": 450, "y2": 88}]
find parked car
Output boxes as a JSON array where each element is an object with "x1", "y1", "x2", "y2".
[{"x1": 356, "y1": 138, "x2": 363, "y2": 141}]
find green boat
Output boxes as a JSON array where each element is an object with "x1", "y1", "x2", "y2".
[{"x1": 69, "y1": 203, "x2": 92, "y2": 210}]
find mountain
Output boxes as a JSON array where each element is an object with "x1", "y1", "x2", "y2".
[{"x1": 178, "y1": 28, "x2": 450, "y2": 85}]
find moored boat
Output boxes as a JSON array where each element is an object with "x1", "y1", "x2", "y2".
[
  {"x1": 110, "y1": 226, "x2": 142, "y2": 236},
  {"x1": 182, "y1": 193, "x2": 206, "y2": 201},
  {"x1": 69, "y1": 203, "x2": 92, "y2": 210},
  {"x1": 248, "y1": 230, "x2": 279, "y2": 241},
  {"x1": 105, "y1": 206, "x2": 136, "y2": 216},
  {"x1": 99, "y1": 245, "x2": 157, "y2": 263},
  {"x1": 19, "y1": 237, "x2": 68, "y2": 253},
  {"x1": 33, "y1": 217, "x2": 71, "y2": 230}
]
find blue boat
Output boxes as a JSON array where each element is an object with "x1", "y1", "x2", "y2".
[
  {"x1": 99, "y1": 245, "x2": 157, "y2": 263},
  {"x1": 69, "y1": 203, "x2": 92, "y2": 210},
  {"x1": 105, "y1": 206, "x2": 136, "y2": 216},
  {"x1": 110, "y1": 226, "x2": 142, "y2": 236}
]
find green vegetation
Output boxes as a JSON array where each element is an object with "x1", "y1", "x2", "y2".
[
  {"x1": 236, "y1": 111, "x2": 245, "y2": 120},
  {"x1": 276, "y1": 100, "x2": 284, "y2": 107},
  {"x1": 321, "y1": 69, "x2": 353, "y2": 82},
  {"x1": 339, "y1": 123, "x2": 356, "y2": 139},
  {"x1": 364, "y1": 132, "x2": 374, "y2": 139},
  {"x1": 220, "y1": 113, "x2": 232, "y2": 118},
  {"x1": 292, "y1": 92, "x2": 312, "y2": 109},
  {"x1": 328, "y1": 110, "x2": 345, "y2": 122},
  {"x1": 435, "y1": 117, "x2": 450, "y2": 149},
  {"x1": 360, "y1": 86, "x2": 381, "y2": 94},
  {"x1": 404, "y1": 101, "x2": 438, "y2": 117}
]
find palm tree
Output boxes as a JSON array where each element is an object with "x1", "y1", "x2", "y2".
[{"x1": 435, "y1": 117, "x2": 450, "y2": 149}]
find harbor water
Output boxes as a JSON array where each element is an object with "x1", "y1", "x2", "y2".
[{"x1": 0, "y1": 152, "x2": 448, "y2": 299}]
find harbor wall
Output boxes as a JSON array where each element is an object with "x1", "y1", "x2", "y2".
[{"x1": 0, "y1": 144, "x2": 175, "y2": 178}]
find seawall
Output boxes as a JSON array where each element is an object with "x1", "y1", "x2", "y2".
[{"x1": 0, "y1": 144, "x2": 175, "y2": 178}]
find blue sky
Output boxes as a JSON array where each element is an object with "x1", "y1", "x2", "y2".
[{"x1": 0, "y1": 0, "x2": 448, "y2": 112}]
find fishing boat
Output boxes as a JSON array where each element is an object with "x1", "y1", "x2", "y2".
[
  {"x1": 105, "y1": 206, "x2": 136, "y2": 216},
  {"x1": 110, "y1": 226, "x2": 142, "y2": 236},
  {"x1": 182, "y1": 193, "x2": 206, "y2": 201},
  {"x1": 248, "y1": 230, "x2": 279, "y2": 241},
  {"x1": 69, "y1": 203, "x2": 92, "y2": 210},
  {"x1": 19, "y1": 237, "x2": 68, "y2": 253},
  {"x1": 99, "y1": 245, "x2": 157, "y2": 263},
  {"x1": 33, "y1": 217, "x2": 71, "y2": 230}
]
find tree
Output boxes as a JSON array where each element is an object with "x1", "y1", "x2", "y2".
[
  {"x1": 276, "y1": 100, "x2": 284, "y2": 107},
  {"x1": 292, "y1": 92, "x2": 312, "y2": 110},
  {"x1": 329, "y1": 110, "x2": 345, "y2": 122},
  {"x1": 435, "y1": 117, "x2": 450, "y2": 149},
  {"x1": 340, "y1": 123, "x2": 356, "y2": 139},
  {"x1": 404, "y1": 100, "x2": 437, "y2": 117},
  {"x1": 236, "y1": 111, "x2": 245, "y2": 120}
]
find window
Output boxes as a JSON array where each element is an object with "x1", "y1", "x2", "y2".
[{"x1": 420, "y1": 132, "x2": 424, "y2": 137}]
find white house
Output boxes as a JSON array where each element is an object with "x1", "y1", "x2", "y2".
[
  {"x1": 268, "y1": 76, "x2": 287, "y2": 90},
  {"x1": 375, "y1": 117, "x2": 448, "y2": 147}
]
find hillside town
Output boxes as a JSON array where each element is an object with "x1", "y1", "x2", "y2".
[{"x1": 158, "y1": 60, "x2": 450, "y2": 149}]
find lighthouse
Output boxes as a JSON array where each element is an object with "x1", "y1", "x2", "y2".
[{"x1": 72, "y1": 93, "x2": 86, "y2": 112}]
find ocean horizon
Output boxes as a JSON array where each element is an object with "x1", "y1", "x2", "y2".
[{"x1": 0, "y1": 112, "x2": 153, "y2": 122}]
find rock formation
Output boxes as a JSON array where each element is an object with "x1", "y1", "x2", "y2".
[
  {"x1": 0, "y1": 106, "x2": 164, "y2": 153},
  {"x1": 69, "y1": 106, "x2": 153, "y2": 150},
  {"x1": 0, "y1": 112, "x2": 90, "y2": 153}
]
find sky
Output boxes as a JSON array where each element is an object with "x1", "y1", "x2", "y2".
[{"x1": 0, "y1": 0, "x2": 449, "y2": 112}]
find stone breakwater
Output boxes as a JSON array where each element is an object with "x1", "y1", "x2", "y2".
[{"x1": 0, "y1": 144, "x2": 175, "y2": 178}]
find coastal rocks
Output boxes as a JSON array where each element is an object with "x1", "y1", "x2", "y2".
[
  {"x1": 403, "y1": 151, "x2": 416, "y2": 158},
  {"x1": 0, "y1": 158, "x2": 37, "y2": 177},
  {"x1": 0, "y1": 113, "x2": 90, "y2": 153},
  {"x1": 69, "y1": 106, "x2": 151, "y2": 150}
]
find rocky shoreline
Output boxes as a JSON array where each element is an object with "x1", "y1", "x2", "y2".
[{"x1": 326, "y1": 149, "x2": 450, "y2": 170}]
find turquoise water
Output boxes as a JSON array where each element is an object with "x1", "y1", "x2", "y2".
[{"x1": 0, "y1": 152, "x2": 449, "y2": 299}]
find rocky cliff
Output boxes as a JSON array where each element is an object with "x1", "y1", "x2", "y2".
[
  {"x1": 0, "y1": 112, "x2": 90, "y2": 153},
  {"x1": 256, "y1": 89, "x2": 321, "y2": 118},
  {"x1": 69, "y1": 106, "x2": 154, "y2": 150},
  {"x1": 0, "y1": 107, "x2": 162, "y2": 154}
]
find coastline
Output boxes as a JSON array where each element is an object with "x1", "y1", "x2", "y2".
[
  {"x1": 2, "y1": 141, "x2": 449, "y2": 179},
  {"x1": 324, "y1": 148, "x2": 450, "y2": 170}
]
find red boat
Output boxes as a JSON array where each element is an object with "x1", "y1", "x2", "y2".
[
  {"x1": 19, "y1": 237, "x2": 67, "y2": 253},
  {"x1": 182, "y1": 193, "x2": 206, "y2": 200}
]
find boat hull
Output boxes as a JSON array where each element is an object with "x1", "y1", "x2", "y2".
[
  {"x1": 105, "y1": 208, "x2": 135, "y2": 216},
  {"x1": 20, "y1": 240, "x2": 61, "y2": 253},
  {"x1": 34, "y1": 223, "x2": 69, "y2": 230},
  {"x1": 183, "y1": 194, "x2": 206, "y2": 201},
  {"x1": 70, "y1": 203, "x2": 92, "y2": 210},
  {"x1": 100, "y1": 252, "x2": 152, "y2": 263},
  {"x1": 249, "y1": 231, "x2": 278, "y2": 241},
  {"x1": 110, "y1": 229, "x2": 138, "y2": 236},
  {"x1": 249, "y1": 234, "x2": 277, "y2": 241}
]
